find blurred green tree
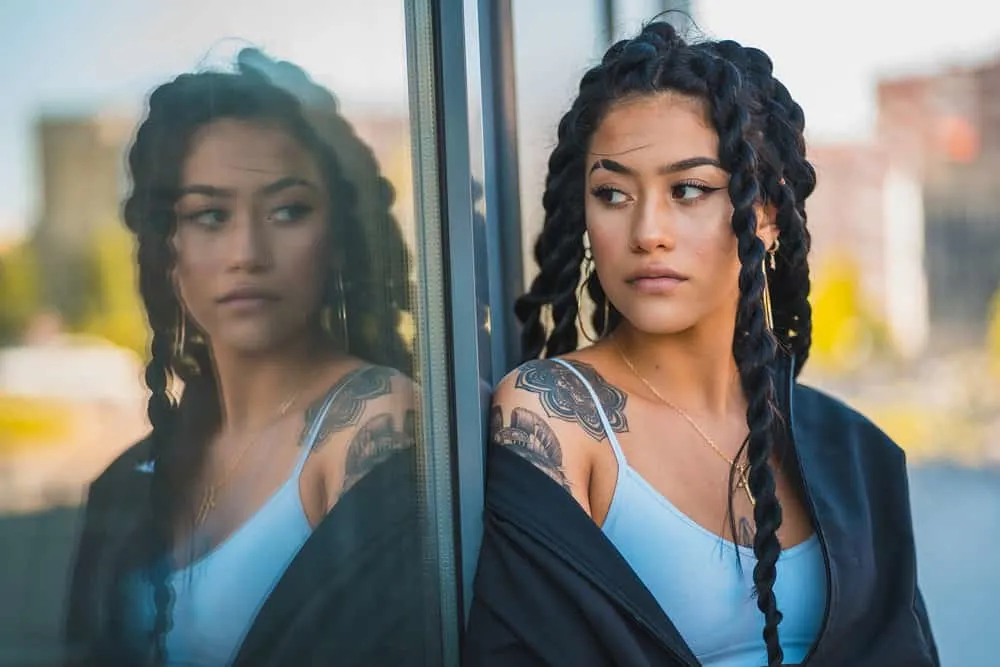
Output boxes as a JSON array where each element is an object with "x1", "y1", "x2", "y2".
[
  {"x1": 0, "y1": 241, "x2": 42, "y2": 344},
  {"x1": 77, "y1": 223, "x2": 149, "y2": 357},
  {"x1": 809, "y1": 253, "x2": 892, "y2": 372}
]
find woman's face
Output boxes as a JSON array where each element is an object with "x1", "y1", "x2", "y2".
[
  {"x1": 172, "y1": 118, "x2": 331, "y2": 356},
  {"x1": 585, "y1": 92, "x2": 776, "y2": 336}
]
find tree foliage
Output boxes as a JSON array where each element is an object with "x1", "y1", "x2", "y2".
[
  {"x1": 809, "y1": 253, "x2": 892, "y2": 371},
  {"x1": 77, "y1": 223, "x2": 149, "y2": 357},
  {"x1": 0, "y1": 240, "x2": 41, "y2": 344}
]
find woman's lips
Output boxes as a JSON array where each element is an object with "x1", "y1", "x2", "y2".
[{"x1": 628, "y1": 275, "x2": 686, "y2": 294}]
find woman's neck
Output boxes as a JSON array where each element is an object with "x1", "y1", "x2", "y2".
[
  {"x1": 610, "y1": 316, "x2": 743, "y2": 418},
  {"x1": 209, "y1": 334, "x2": 339, "y2": 434}
]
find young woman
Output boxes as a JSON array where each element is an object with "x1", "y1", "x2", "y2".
[
  {"x1": 464, "y1": 22, "x2": 939, "y2": 667},
  {"x1": 65, "y1": 51, "x2": 430, "y2": 666}
]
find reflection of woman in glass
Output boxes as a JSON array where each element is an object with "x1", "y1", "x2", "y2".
[
  {"x1": 465, "y1": 22, "x2": 939, "y2": 667},
  {"x1": 66, "y1": 51, "x2": 426, "y2": 667}
]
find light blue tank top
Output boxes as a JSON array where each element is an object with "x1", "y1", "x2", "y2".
[
  {"x1": 552, "y1": 359, "x2": 827, "y2": 666},
  {"x1": 125, "y1": 380, "x2": 347, "y2": 666}
]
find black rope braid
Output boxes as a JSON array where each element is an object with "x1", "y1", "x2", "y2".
[
  {"x1": 516, "y1": 107, "x2": 588, "y2": 360},
  {"x1": 141, "y1": 331, "x2": 176, "y2": 665},
  {"x1": 516, "y1": 21, "x2": 818, "y2": 667},
  {"x1": 126, "y1": 96, "x2": 186, "y2": 662},
  {"x1": 694, "y1": 48, "x2": 785, "y2": 666}
]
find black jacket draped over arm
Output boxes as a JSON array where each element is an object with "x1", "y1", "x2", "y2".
[{"x1": 64, "y1": 444, "x2": 439, "y2": 667}]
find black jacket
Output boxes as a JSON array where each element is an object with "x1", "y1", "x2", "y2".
[
  {"x1": 64, "y1": 442, "x2": 439, "y2": 667},
  {"x1": 463, "y1": 363, "x2": 940, "y2": 667}
]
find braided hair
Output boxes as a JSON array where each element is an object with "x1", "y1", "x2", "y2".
[
  {"x1": 117, "y1": 51, "x2": 413, "y2": 664},
  {"x1": 515, "y1": 22, "x2": 815, "y2": 667}
]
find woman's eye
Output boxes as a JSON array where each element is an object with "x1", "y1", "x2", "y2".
[
  {"x1": 269, "y1": 203, "x2": 313, "y2": 223},
  {"x1": 672, "y1": 184, "x2": 707, "y2": 201},
  {"x1": 183, "y1": 209, "x2": 228, "y2": 228},
  {"x1": 592, "y1": 186, "x2": 630, "y2": 206}
]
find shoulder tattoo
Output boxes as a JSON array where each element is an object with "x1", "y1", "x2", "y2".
[
  {"x1": 303, "y1": 365, "x2": 398, "y2": 449},
  {"x1": 491, "y1": 404, "x2": 571, "y2": 493},
  {"x1": 341, "y1": 409, "x2": 416, "y2": 493},
  {"x1": 512, "y1": 360, "x2": 628, "y2": 442}
]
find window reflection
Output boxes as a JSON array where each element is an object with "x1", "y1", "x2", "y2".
[
  {"x1": 0, "y1": 4, "x2": 444, "y2": 665},
  {"x1": 58, "y1": 49, "x2": 430, "y2": 667}
]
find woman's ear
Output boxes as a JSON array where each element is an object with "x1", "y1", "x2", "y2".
[{"x1": 754, "y1": 202, "x2": 779, "y2": 252}]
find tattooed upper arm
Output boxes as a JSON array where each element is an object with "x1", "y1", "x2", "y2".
[
  {"x1": 489, "y1": 358, "x2": 627, "y2": 503},
  {"x1": 490, "y1": 403, "x2": 571, "y2": 492},
  {"x1": 303, "y1": 365, "x2": 399, "y2": 449},
  {"x1": 300, "y1": 365, "x2": 418, "y2": 499},
  {"x1": 341, "y1": 407, "x2": 415, "y2": 494}
]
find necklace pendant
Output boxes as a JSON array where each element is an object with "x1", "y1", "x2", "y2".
[
  {"x1": 196, "y1": 490, "x2": 215, "y2": 526},
  {"x1": 736, "y1": 465, "x2": 756, "y2": 507}
]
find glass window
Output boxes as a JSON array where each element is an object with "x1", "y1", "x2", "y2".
[
  {"x1": 510, "y1": 0, "x2": 607, "y2": 294},
  {"x1": 0, "y1": 2, "x2": 455, "y2": 665}
]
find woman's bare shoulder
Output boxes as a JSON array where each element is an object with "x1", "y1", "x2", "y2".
[
  {"x1": 305, "y1": 363, "x2": 416, "y2": 495},
  {"x1": 490, "y1": 357, "x2": 629, "y2": 509}
]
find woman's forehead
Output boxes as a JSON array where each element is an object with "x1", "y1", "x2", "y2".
[
  {"x1": 589, "y1": 93, "x2": 717, "y2": 165},
  {"x1": 180, "y1": 119, "x2": 320, "y2": 189}
]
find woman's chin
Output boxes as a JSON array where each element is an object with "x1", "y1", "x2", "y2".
[
  {"x1": 210, "y1": 327, "x2": 299, "y2": 358},
  {"x1": 616, "y1": 309, "x2": 698, "y2": 338}
]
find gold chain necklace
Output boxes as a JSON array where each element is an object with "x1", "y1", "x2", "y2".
[
  {"x1": 611, "y1": 337, "x2": 756, "y2": 507},
  {"x1": 194, "y1": 384, "x2": 308, "y2": 527}
]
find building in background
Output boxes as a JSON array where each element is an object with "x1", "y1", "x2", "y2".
[
  {"x1": 805, "y1": 143, "x2": 930, "y2": 361},
  {"x1": 803, "y1": 50, "x2": 1000, "y2": 361},
  {"x1": 30, "y1": 115, "x2": 130, "y2": 324},
  {"x1": 877, "y1": 54, "x2": 1000, "y2": 348}
]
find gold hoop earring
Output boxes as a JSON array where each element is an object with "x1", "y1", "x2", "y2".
[
  {"x1": 761, "y1": 240, "x2": 779, "y2": 331},
  {"x1": 320, "y1": 305, "x2": 334, "y2": 336},
  {"x1": 173, "y1": 307, "x2": 201, "y2": 376},
  {"x1": 577, "y1": 283, "x2": 598, "y2": 344},
  {"x1": 320, "y1": 273, "x2": 350, "y2": 350},
  {"x1": 336, "y1": 271, "x2": 349, "y2": 351},
  {"x1": 576, "y1": 265, "x2": 614, "y2": 342},
  {"x1": 174, "y1": 308, "x2": 186, "y2": 360},
  {"x1": 576, "y1": 255, "x2": 599, "y2": 343},
  {"x1": 601, "y1": 298, "x2": 612, "y2": 338}
]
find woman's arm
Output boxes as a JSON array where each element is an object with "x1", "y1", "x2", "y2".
[
  {"x1": 488, "y1": 360, "x2": 598, "y2": 516},
  {"x1": 301, "y1": 365, "x2": 417, "y2": 517}
]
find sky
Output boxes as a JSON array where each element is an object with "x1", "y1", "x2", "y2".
[
  {"x1": 1, "y1": 0, "x2": 999, "y2": 240},
  {"x1": 697, "y1": 0, "x2": 1000, "y2": 142},
  {"x1": 0, "y1": 0, "x2": 410, "y2": 241}
]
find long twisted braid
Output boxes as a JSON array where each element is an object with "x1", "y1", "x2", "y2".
[
  {"x1": 114, "y1": 56, "x2": 413, "y2": 664},
  {"x1": 515, "y1": 22, "x2": 816, "y2": 666}
]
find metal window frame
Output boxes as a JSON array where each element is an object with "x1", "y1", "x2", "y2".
[
  {"x1": 404, "y1": 1, "x2": 464, "y2": 663},
  {"x1": 406, "y1": 0, "x2": 527, "y2": 659},
  {"x1": 436, "y1": 0, "x2": 533, "y2": 625},
  {"x1": 480, "y1": 0, "x2": 526, "y2": 377}
]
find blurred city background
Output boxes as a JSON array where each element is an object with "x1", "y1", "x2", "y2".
[{"x1": 0, "y1": 0, "x2": 998, "y2": 665}]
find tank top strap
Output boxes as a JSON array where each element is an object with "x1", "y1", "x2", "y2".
[
  {"x1": 550, "y1": 358, "x2": 628, "y2": 469},
  {"x1": 290, "y1": 365, "x2": 366, "y2": 479}
]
